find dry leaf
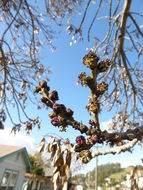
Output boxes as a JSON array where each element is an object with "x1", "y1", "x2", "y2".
[{"x1": 39, "y1": 137, "x2": 46, "y2": 153}]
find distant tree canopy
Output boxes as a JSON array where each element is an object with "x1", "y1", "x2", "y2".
[{"x1": 29, "y1": 152, "x2": 45, "y2": 176}]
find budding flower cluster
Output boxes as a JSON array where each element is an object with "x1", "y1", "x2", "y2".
[
  {"x1": 76, "y1": 135, "x2": 86, "y2": 145},
  {"x1": 82, "y1": 51, "x2": 111, "y2": 72},
  {"x1": 79, "y1": 150, "x2": 92, "y2": 164},
  {"x1": 77, "y1": 72, "x2": 92, "y2": 86},
  {"x1": 86, "y1": 100, "x2": 100, "y2": 114},
  {"x1": 82, "y1": 51, "x2": 99, "y2": 70},
  {"x1": 96, "y1": 82, "x2": 108, "y2": 95},
  {"x1": 49, "y1": 90, "x2": 59, "y2": 102},
  {"x1": 97, "y1": 59, "x2": 111, "y2": 72}
]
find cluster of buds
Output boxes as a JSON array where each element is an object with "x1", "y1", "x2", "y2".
[
  {"x1": 76, "y1": 135, "x2": 86, "y2": 145},
  {"x1": 34, "y1": 80, "x2": 59, "y2": 106},
  {"x1": 82, "y1": 50, "x2": 111, "y2": 72},
  {"x1": 82, "y1": 51, "x2": 99, "y2": 70},
  {"x1": 87, "y1": 135, "x2": 98, "y2": 145},
  {"x1": 79, "y1": 150, "x2": 92, "y2": 164},
  {"x1": 35, "y1": 80, "x2": 74, "y2": 131},
  {"x1": 86, "y1": 99, "x2": 101, "y2": 114},
  {"x1": 96, "y1": 82, "x2": 108, "y2": 95},
  {"x1": 49, "y1": 90, "x2": 59, "y2": 102},
  {"x1": 77, "y1": 72, "x2": 92, "y2": 86},
  {"x1": 97, "y1": 59, "x2": 111, "y2": 73},
  {"x1": 51, "y1": 116, "x2": 67, "y2": 131},
  {"x1": 35, "y1": 50, "x2": 112, "y2": 165},
  {"x1": 53, "y1": 103, "x2": 74, "y2": 118}
]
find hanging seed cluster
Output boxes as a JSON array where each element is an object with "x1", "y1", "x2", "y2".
[{"x1": 35, "y1": 50, "x2": 111, "y2": 164}]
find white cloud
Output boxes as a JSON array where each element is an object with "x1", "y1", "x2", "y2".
[
  {"x1": 101, "y1": 119, "x2": 112, "y2": 131},
  {"x1": 0, "y1": 128, "x2": 38, "y2": 154}
]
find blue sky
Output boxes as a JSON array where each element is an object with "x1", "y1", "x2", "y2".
[{"x1": 2, "y1": 0, "x2": 143, "y2": 170}]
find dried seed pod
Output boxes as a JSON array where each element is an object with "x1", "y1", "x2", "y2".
[{"x1": 82, "y1": 51, "x2": 99, "y2": 70}]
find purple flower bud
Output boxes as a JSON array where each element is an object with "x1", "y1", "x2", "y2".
[
  {"x1": 53, "y1": 103, "x2": 66, "y2": 114},
  {"x1": 49, "y1": 90, "x2": 59, "y2": 102},
  {"x1": 51, "y1": 116, "x2": 59, "y2": 126},
  {"x1": 76, "y1": 135, "x2": 86, "y2": 144},
  {"x1": 89, "y1": 120, "x2": 95, "y2": 126}
]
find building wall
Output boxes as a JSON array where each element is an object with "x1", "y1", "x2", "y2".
[
  {"x1": 26, "y1": 178, "x2": 53, "y2": 190},
  {"x1": 0, "y1": 152, "x2": 27, "y2": 190}
]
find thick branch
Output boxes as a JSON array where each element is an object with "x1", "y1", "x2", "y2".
[{"x1": 92, "y1": 139, "x2": 137, "y2": 157}]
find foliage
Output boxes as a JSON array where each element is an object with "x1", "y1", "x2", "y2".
[
  {"x1": 72, "y1": 164, "x2": 143, "y2": 189},
  {"x1": 89, "y1": 163, "x2": 122, "y2": 187},
  {"x1": 29, "y1": 152, "x2": 45, "y2": 176}
]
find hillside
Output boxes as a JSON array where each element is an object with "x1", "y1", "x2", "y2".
[{"x1": 72, "y1": 163, "x2": 143, "y2": 189}]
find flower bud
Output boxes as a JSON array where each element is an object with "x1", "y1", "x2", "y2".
[
  {"x1": 39, "y1": 80, "x2": 47, "y2": 88},
  {"x1": 49, "y1": 90, "x2": 59, "y2": 102},
  {"x1": 82, "y1": 51, "x2": 99, "y2": 70},
  {"x1": 80, "y1": 150, "x2": 92, "y2": 164},
  {"x1": 76, "y1": 135, "x2": 86, "y2": 145},
  {"x1": 97, "y1": 59, "x2": 111, "y2": 72},
  {"x1": 65, "y1": 108, "x2": 74, "y2": 118},
  {"x1": 96, "y1": 82, "x2": 108, "y2": 95},
  {"x1": 51, "y1": 116, "x2": 60, "y2": 126},
  {"x1": 53, "y1": 103, "x2": 66, "y2": 114}
]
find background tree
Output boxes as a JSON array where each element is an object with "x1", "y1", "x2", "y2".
[
  {"x1": 0, "y1": 0, "x2": 83, "y2": 131},
  {"x1": 29, "y1": 152, "x2": 45, "y2": 175}
]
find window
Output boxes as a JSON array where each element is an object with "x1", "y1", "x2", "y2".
[{"x1": 0, "y1": 170, "x2": 18, "y2": 190}]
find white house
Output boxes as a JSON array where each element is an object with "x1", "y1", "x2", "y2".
[{"x1": 0, "y1": 144, "x2": 31, "y2": 190}]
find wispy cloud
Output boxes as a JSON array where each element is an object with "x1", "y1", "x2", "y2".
[{"x1": 0, "y1": 128, "x2": 38, "y2": 154}]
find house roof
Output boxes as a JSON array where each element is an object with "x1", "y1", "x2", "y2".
[
  {"x1": 0, "y1": 144, "x2": 31, "y2": 172},
  {"x1": 0, "y1": 144, "x2": 22, "y2": 158}
]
